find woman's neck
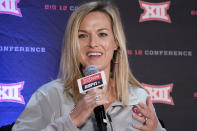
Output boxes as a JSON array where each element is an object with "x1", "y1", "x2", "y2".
[{"x1": 104, "y1": 78, "x2": 116, "y2": 110}]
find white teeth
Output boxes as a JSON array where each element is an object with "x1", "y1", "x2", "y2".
[{"x1": 87, "y1": 52, "x2": 102, "y2": 56}]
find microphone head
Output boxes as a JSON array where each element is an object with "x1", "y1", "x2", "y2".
[{"x1": 84, "y1": 65, "x2": 99, "y2": 76}]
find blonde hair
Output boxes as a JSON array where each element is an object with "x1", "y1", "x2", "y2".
[{"x1": 58, "y1": 1, "x2": 142, "y2": 105}]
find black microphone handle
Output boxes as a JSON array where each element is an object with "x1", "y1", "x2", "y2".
[{"x1": 94, "y1": 105, "x2": 107, "y2": 131}]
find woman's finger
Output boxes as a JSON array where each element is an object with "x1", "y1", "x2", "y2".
[
  {"x1": 146, "y1": 96, "x2": 154, "y2": 111},
  {"x1": 132, "y1": 113, "x2": 145, "y2": 124},
  {"x1": 132, "y1": 123, "x2": 147, "y2": 131},
  {"x1": 137, "y1": 103, "x2": 151, "y2": 119}
]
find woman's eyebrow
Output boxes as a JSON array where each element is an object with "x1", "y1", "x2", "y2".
[
  {"x1": 78, "y1": 28, "x2": 109, "y2": 33},
  {"x1": 98, "y1": 28, "x2": 109, "y2": 31},
  {"x1": 78, "y1": 30, "x2": 87, "y2": 33}
]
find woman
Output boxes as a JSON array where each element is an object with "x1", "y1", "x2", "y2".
[{"x1": 12, "y1": 1, "x2": 166, "y2": 131}]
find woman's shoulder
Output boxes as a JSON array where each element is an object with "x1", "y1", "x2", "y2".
[
  {"x1": 36, "y1": 79, "x2": 74, "y2": 105},
  {"x1": 37, "y1": 79, "x2": 64, "y2": 95},
  {"x1": 128, "y1": 84, "x2": 149, "y2": 104},
  {"x1": 129, "y1": 85, "x2": 148, "y2": 97}
]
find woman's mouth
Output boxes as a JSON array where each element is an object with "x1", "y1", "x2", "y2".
[{"x1": 87, "y1": 52, "x2": 103, "y2": 56}]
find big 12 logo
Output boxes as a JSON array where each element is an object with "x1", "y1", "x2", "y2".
[{"x1": 139, "y1": 1, "x2": 171, "y2": 23}]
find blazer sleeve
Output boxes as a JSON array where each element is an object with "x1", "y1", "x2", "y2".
[{"x1": 12, "y1": 89, "x2": 80, "y2": 131}]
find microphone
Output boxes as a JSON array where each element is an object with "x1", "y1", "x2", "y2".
[
  {"x1": 77, "y1": 65, "x2": 107, "y2": 94},
  {"x1": 77, "y1": 65, "x2": 107, "y2": 131}
]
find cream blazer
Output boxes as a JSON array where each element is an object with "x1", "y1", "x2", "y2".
[{"x1": 12, "y1": 79, "x2": 166, "y2": 131}]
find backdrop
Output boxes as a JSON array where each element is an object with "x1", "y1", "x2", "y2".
[{"x1": 0, "y1": 0, "x2": 196, "y2": 130}]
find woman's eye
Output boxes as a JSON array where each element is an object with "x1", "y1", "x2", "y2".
[
  {"x1": 98, "y1": 33, "x2": 108, "y2": 37},
  {"x1": 78, "y1": 34, "x2": 87, "y2": 39}
]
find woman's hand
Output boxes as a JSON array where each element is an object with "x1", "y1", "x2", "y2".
[
  {"x1": 70, "y1": 88, "x2": 108, "y2": 127},
  {"x1": 132, "y1": 96, "x2": 158, "y2": 131}
]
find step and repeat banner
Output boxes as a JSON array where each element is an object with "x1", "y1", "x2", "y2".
[{"x1": 0, "y1": 0, "x2": 196, "y2": 130}]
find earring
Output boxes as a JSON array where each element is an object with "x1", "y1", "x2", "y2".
[{"x1": 112, "y1": 47, "x2": 120, "y2": 64}]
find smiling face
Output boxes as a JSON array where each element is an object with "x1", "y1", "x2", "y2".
[{"x1": 78, "y1": 11, "x2": 118, "y2": 74}]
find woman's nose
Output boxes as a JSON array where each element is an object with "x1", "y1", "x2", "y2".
[{"x1": 89, "y1": 34, "x2": 98, "y2": 47}]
